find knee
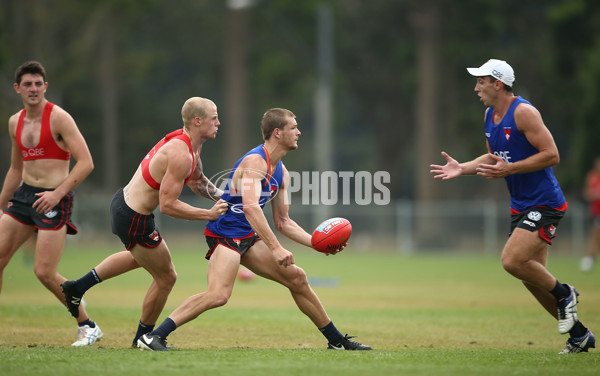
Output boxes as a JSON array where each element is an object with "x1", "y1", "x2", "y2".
[
  {"x1": 287, "y1": 266, "x2": 310, "y2": 291},
  {"x1": 501, "y1": 253, "x2": 520, "y2": 276},
  {"x1": 208, "y1": 291, "x2": 230, "y2": 309},
  {"x1": 162, "y1": 269, "x2": 178, "y2": 290},
  {"x1": 167, "y1": 269, "x2": 177, "y2": 287},
  {"x1": 33, "y1": 266, "x2": 54, "y2": 287},
  {"x1": 154, "y1": 268, "x2": 177, "y2": 293}
]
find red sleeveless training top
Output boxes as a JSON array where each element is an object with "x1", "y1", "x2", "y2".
[
  {"x1": 141, "y1": 129, "x2": 195, "y2": 190},
  {"x1": 16, "y1": 102, "x2": 71, "y2": 161}
]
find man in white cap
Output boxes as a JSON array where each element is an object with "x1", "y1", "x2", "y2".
[{"x1": 430, "y1": 59, "x2": 595, "y2": 354}]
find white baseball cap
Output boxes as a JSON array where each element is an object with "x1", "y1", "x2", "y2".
[{"x1": 467, "y1": 59, "x2": 515, "y2": 87}]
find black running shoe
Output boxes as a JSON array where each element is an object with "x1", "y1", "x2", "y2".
[
  {"x1": 327, "y1": 334, "x2": 372, "y2": 350},
  {"x1": 137, "y1": 334, "x2": 170, "y2": 351},
  {"x1": 61, "y1": 280, "x2": 83, "y2": 318},
  {"x1": 133, "y1": 337, "x2": 177, "y2": 350},
  {"x1": 559, "y1": 329, "x2": 596, "y2": 354}
]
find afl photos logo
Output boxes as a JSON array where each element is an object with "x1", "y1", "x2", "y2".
[{"x1": 209, "y1": 168, "x2": 280, "y2": 214}]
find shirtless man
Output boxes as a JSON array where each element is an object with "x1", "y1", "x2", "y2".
[
  {"x1": 0, "y1": 61, "x2": 97, "y2": 346},
  {"x1": 61, "y1": 97, "x2": 228, "y2": 347}
]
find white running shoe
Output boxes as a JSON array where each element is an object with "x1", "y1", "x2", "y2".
[
  {"x1": 557, "y1": 285, "x2": 579, "y2": 334},
  {"x1": 71, "y1": 324, "x2": 103, "y2": 347},
  {"x1": 580, "y1": 256, "x2": 594, "y2": 272}
]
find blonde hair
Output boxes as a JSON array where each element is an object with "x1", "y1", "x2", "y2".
[{"x1": 181, "y1": 97, "x2": 215, "y2": 126}]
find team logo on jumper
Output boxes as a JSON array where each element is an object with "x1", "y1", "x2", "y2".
[
  {"x1": 22, "y1": 148, "x2": 46, "y2": 159},
  {"x1": 527, "y1": 211, "x2": 542, "y2": 221},
  {"x1": 503, "y1": 127, "x2": 511, "y2": 141},
  {"x1": 45, "y1": 210, "x2": 58, "y2": 218}
]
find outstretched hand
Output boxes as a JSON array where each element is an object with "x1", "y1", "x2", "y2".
[{"x1": 430, "y1": 152, "x2": 462, "y2": 180}]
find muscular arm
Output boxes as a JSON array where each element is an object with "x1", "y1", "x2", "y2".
[
  {"x1": 475, "y1": 104, "x2": 560, "y2": 179},
  {"x1": 430, "y1": 148, "x2": 495, "y2": 180},
  {"x1": 510, "y1": 103, "x2": 560, "y2": 172},
  {"x1": 239, "y1": 155, "x2": 294, "y2": 266},
  {"x1": 31, "y1": 109, "x2": 94, "y2": 213},
  {"x1": 0, "y1": 117, "x2": 24, "y2": 210},
  {"x1": 186, "y1": 157, "x2": 223, "y2": 201},
  {"x1": 158, "y1": 142, "x2": 226, "y2": 220}
]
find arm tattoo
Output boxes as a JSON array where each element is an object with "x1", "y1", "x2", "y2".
[{"x1": 194, "y1": 175, "x2": 222, "y2": 201}]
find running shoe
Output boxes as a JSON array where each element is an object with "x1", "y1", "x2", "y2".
[
  {"x1": 580, "y1": 256, "x2": 594, "y2": 272},
  {"x1": 71, "y1": 324, "x2": 103, "y2": 347},
  {"x1": 327, "y1": 334, "x2": 372, "y2": 350},
  {"x1": 132, "y1": 337, "x2": 176, "y2": 350},
  {"x1": 557, "y1": 284, "x2": 579, "y2": 334},
  {"x1": 137, "y1": 334, "x2": 169, "y2": 351},
  {"x1": 61, "y1": 280, "x2": 83, "y2": 318},
  {"x1": 559, "y1": 329, "x2": 595, "y2": 354}
]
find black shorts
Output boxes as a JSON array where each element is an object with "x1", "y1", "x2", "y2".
[
  {"x1": 4, "y1": 182, "x2": 78, "y2": 235},
  {"x1": 510, "y1": 206, "x2": 565, "y2": 245},
  {"x1": 205, "y1": 234, "x2": 260, "y2": 260},
  {"x1": 110, "y1": 188, "x2": 162, "y2": 250}
]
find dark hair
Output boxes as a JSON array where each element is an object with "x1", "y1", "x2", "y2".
[
  {"x1": 261, "y1": 108, "x2": 295, "y2": 140},
  {"x1": 487, "y1": 76, "x2": 513, "y2": 93},
  {"x1": 15, "y1": 61, "x2": 46, "y2": 84}
]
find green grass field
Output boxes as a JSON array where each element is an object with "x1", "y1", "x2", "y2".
[{"x1": 1, "y1": 240, "x2": 599, "y2": 375}]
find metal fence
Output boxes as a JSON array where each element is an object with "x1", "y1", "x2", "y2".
[{"x1": 69, "y1": 192, "x2": 589, "y2": 255}]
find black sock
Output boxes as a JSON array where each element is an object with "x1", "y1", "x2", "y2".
[
  {"x1": 549, "y1": 280, "x2": 570, "y2": 301},
  {"x1": 151, "y1": 317, "x2": 177, "y2": 339},
  {"x1": 319, "y1": 321, "x2": 344, "y2": 345},
  {"x1": 78, "y1": 319, "x2": 95, "y2": 328},
  {"x1": 76, "y1": 269, "x2": 102, "y2": 294},
  {"x1": 569, "y1": 321, "x2": 587, "y2": 338},
  {"x1": 133, "y1": 321, "x2": 155, "y2": 344}
]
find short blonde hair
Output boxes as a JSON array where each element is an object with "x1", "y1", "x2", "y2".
[{"x1": 181, "y1": 97, "x2": 215, "y2": 126}]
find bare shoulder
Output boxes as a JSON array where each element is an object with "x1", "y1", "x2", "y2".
[
  {"x1": 49, "y1": 104, "x2": 78, "y2": 131},
  {"x1": 240, "y1": 153, "x2": 267, "y2": 169},
  {"x1": 514, "y1": 102, "x2": 544, "y2": 131},
  {"x1": 7, "y1": 111, "x2": 22, "y2": 134},
  {"x1": 163, "y1": 138, "x2": 195, "y2": 169}
]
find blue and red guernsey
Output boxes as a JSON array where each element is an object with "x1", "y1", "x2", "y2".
[
  {"x1": 484, "y1": 96, "x2": 566, "y2": 213},
  {"x1": 205, "y1": 144, "x2": 283, "y2": 238}
]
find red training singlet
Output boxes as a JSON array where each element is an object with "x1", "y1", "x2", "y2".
[
  {"x1": 141, "y1": 129, "x2": 195, "y2": 190},
  {"x1": 16, "y1": 102, "x2": 71, "y2": 161}
]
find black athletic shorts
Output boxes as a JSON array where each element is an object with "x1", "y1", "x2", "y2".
[
  {"x1": 510, "y1": 206, "x2": 565, "y2": 245},
  {"x1": 205, "y1": 234, "x2": 260, "y2": 260},
  {"x1": 4, "y1": 182, "x2": 78, "y2": 235},
  {"x1": 110, "y1": 188, "x2": 162, "y2": 250}
]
